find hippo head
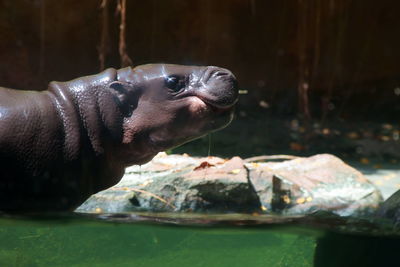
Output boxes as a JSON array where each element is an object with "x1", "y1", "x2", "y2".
[{"x1": 108, "y1": 64, "x2": 238, "y2": 166}]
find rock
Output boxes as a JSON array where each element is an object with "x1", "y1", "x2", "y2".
[
  {"x1": 247, "y1": 154, "x2": 383, "y2": 216},
  {"x1": 376, "y1": 189, "x2": 400, "y2": 226},
  {"x1": 77, "y1": 154, "x2": 260, "y2": 213},
  {"x1": 76, "y1": 153, "x2": 382, "y2": 217}
]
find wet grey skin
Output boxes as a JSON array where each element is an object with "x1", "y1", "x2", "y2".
[{"x1": 0, "y1": 64, "x2": 238, "y2": 211}]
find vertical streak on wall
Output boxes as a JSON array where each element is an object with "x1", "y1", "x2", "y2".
[
  {"x1": 311, "y1": 0, "x2": 321, "y2": 91},
  {"x1": 117, "y1": 0, "x2": 133, "y2": 67},
  {"x1": 150, "y1": 0, "x2": 158, "y2": 59},
  {"x1": 271, "y1": 0, "x2": 287, "y2": 101},
  {"x1": 39, "y1": 0, "x2": 46, "y2": 74},
  {"x1": 203, "y1": 0, "x2": 211, "y2": 62},
  {"x1": 99, "y1": 0, "x2": 110, "y2": 71},
  {"x1": 250, "y1": 0, "x2": 256, "y2": 16},
  {"x1": 297, "y1": 0, "x2": 311, "y2": 120},
  {"x1": 322, "y1": 0, "x2": 346, "y2": 121}
]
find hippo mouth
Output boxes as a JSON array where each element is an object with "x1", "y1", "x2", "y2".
[
  {"x1": 186, "y1": 95, "x2": 235, "y2": 122},
  {"x1": 188, "y1": 94, "x2": 236, "y2": 134},
  {"x1": 197, "y1": 95, "x2": 236, "y2": 114}
]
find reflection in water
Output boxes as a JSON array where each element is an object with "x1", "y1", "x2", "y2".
[{"x1": 314, "y1": 232, "x2": 400, "y2": 267}]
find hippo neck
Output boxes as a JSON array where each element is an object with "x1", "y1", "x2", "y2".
[{"x1": 47, "y1": 68, "x2": 121, "y2": 159}]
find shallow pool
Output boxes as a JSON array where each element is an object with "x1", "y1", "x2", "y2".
[{"x1": 0, "y1": 214, "x2": 398, "y2": 267}]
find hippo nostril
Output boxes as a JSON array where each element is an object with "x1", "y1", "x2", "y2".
[{"x1": 202, "y1": 67, "x2": 234, "y2": 83}]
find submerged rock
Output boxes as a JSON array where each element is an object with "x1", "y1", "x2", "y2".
[
  {"x1": 76, "y1": 153, "x2": 382, "y2": 217},
  {"x1": 376, "y1": 189, "x2": 400, "y2": 226}
]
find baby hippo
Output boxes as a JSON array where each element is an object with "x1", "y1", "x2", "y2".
[{"x1": 0, "y1": 64, "x2": 238, "y2": 211}]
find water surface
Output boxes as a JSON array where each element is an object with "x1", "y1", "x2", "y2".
[{"x1": 0, "y1": 214, "x2": 399, "y2": 267}]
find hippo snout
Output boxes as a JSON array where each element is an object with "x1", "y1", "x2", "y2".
[
  {"x1": 201, "y1": 66, "x2": 234, "y2": 82},
  {"x1": 198, "y1": 66, "x2": 238, "y2": 109}
]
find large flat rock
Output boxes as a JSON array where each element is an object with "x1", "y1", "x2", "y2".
[{"x1": 76, "y1": 153, "x2": 382, "y2": 217}]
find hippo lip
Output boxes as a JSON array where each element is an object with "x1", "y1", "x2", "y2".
[{"x1": 194, "y1": 94, "x2": 237, "y2": 112}]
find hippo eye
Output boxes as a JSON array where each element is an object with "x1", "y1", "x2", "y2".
[{"x1": 165, "y1": 75, "x2": 184, "y2": 93}]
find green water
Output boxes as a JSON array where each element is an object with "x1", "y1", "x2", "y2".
[
  {"x1": 0, "y1": 216, "x2": 316, "y2": 267},
  {"x1": 0, "y1": 216, "x2": 399, "y2": 267}
]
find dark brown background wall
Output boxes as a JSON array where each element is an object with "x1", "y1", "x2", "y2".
[{"x1": 1, "y1": 0, "x2": 399, "y2": 120}]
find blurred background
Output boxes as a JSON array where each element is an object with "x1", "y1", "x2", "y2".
[{"x1": 1, "y1": 0, "x2": 399, "y2": 160}]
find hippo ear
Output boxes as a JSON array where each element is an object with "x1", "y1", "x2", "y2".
[{"x1": 108, "y1": 81, "x2": 138, "y2": 116}]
